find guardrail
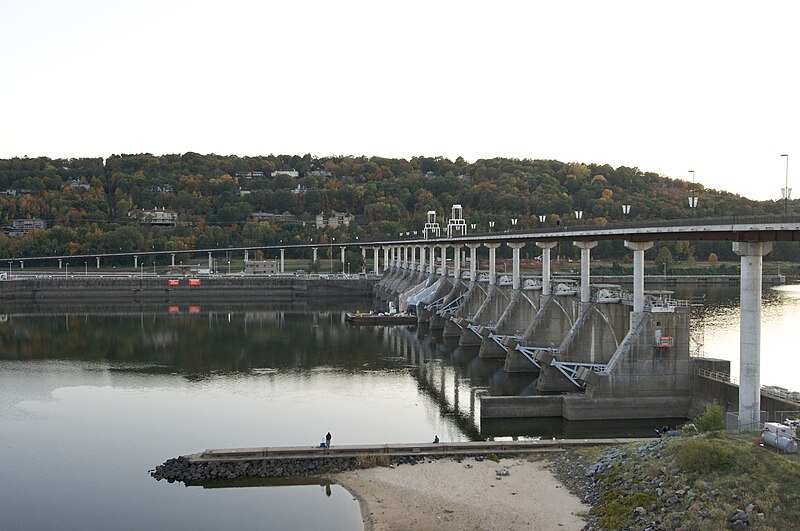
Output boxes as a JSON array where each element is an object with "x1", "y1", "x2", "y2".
[{"x1": 697, "y1": 368, "x2": 800, "y2": 404}]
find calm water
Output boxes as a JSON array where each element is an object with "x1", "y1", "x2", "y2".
[{"x1": 1, "y1": 284, "x2": 799, "y2": 530}]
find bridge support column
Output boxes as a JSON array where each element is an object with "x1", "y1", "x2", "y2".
[
  {"x1": 208, "y1": 252, "x2": 212, "y2": 272},
  {"x1": 373, "y1": 247, "x2": 379, "y2": 275},
  {"x1": 508, "y1": 243, "x2": 525, "y2": 289},
  {"x1": 452, "y1": 245, "x2": 462, "y2": 279},
  {"x1": 59, "y1": 259, "x2": 62, "y2": 269},
  {"x1": 280, "y1": 249, "x2": 285, "y2": 273},
  {"x1": 134, "y1": 255, "x2": 138, "y2": 268},
  {"x1": 536, "y1": 242, "x2": 557, "y2": 295},
  {"x1": 341, "y1": 247, "x2": 345, "y2": 272},
  {"x1": 429, "y1": 245, "x2": 436, "y2": 275},
  {"x1": 733, "y1": 241, "x2": 773, "y2": 431},
  {"x1": 313, "y1": 247, "x2": 318, "y2": 265},
  {"x1": 171, "y1": 253, "x2": 176, "y2": 267},
  {"x1": 625, "y1": 241, "x2": 654, "y2": 321},
  {"x1": 409, "y1": 246, "x2": 416, "y2": 272},
  {"x1": 418, "y1": 245, "x2": 426, "y2": 273},
  {"x1": 439, "y1": 245, "x2": 448, "y2": 277},
  {"x1": 383, "y1": 247, "x2": 389, "y2": 271},
  {"x1": 574, "y1": 241, "x2": 598, "y2": 306},
  {"x1": 467, "y1": 244, "x2": 479, "y2": 282},
  {"x1": 96, "y1": 257, "x2": 100, "y2": 269},
  {"x1": 485, "y1": 243, "x2": 501, "y2": 285}
]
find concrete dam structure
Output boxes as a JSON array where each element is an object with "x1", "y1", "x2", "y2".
[{"x1": 376, "y1": 242, "x2": 693, "y2": 423}]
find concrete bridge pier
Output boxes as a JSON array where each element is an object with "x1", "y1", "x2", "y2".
[
  {"x1": 134, "y1": 255, "x2": 138, "y2": 269},
  {"x1": 373, "y1": 247, "x2": 379, "y2": 275},
  {"x1": 574, "y1": 241, "x2": 598, "y2": 312},
  {"x1": 478, "y1": 242, "x2": 525, "y2": 358},
  {"x1": 280, "y1": 249, "x2": 285, "y2": 273},
  {"x1": 625, "y1": 241, "x2": 654, "y2": 326},
  {"x1": 171, "y1": 253, "x2": 176, "y2": 267},
  {"x1": 340, "y1": 247, "x2": 345, "y2": 272},
  {"x1": 458, "y1": 243, "x2": 501, "y2": 348},
  {"x1": 443, "y1": 244, "x2": 481, "y2": 339},
  {"x1": 734, "y1": 241, "x2": 773, "y2": 431},
  {"x1": 96, "y1": 257, "x2": 100, "y2": 269}
]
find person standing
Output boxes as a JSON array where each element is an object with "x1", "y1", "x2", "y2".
[{"x1": 325, "y1": 432, "x2": 332, "y2": 448}]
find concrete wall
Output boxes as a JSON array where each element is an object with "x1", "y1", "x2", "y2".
[
  {"x1": 498, "y1": 291, "x2": 540, "y2": 336},
  {"x1": 0, "y1": 276, "x2": 376, "y2": 301},
  {"x1": 558, "y1": 302, "x2": 631, "y2": 365},
  {"x1": 525, "y1": 294, "x2": 580, "y2": 347},
  {"x1": 587, "y1": 308, "x2": 692, "y2": 399}
]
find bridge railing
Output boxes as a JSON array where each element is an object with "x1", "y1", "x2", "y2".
[{"x1": 697, "y1": 368, "x2": 800, "y2": 405}]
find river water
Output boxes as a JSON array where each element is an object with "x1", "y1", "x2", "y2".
[{"x1": 1, "y1": 284, "x2": 799, "y2": 530}]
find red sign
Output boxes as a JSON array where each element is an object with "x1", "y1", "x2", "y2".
[
  {"x1": 168, "y1": 306, "x2": 180, "y2": 313},
  {"x1": 188, "y1": 305, "x2": 201, "y2": 313},
  {"x1": 168, "y1": 279, "x2": 180, "y2": 286},
  {"x1": 188, "y1": 278, "x2": 201, "y2": 286}
]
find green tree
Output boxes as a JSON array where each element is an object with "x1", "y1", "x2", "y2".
[{"x1": 655, "y1": 247, "x2": 673, "y2": 271}]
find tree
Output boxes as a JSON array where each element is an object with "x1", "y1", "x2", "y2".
[
  {"x1": 708, "y1": 252, "x2": 719, "y2": 265},
  {"x1": 655, "y1": 247, "x2": 673, "y2": 271}
]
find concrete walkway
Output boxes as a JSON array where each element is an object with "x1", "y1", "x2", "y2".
[{"x1": 190, "y1": 438, "x2": 647, "y2": 462}]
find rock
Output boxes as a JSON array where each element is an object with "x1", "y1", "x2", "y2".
[{"x1": 634, "y1": 507, "x2": 647, "y2": 516}]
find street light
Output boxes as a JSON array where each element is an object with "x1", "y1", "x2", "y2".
[
  {"x1": 538, "y1": 214, "x2": 546, "y2": 225},
  {"x1": 688, "y1": 170, "x2": 698, "y2": 211},
  {"x1": 511, "y1": 218, "x2": 518, "y2": 230},
  {"x1": 781, "y1": 154, "x2": 791, "y2": 215},
  {"x1": 489, "y1": 221, "x2": 495, "y2": 231},
  {"x1": 470, "y1": 223, "x2": 476, "y2": 233},
  {"x1": 574, "y1": 210, "x2": 583, "y2": 223},
  {"x1": 622, "y1": 204, "x2": 631, "y2": 216}
]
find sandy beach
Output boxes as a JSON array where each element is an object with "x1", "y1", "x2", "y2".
[{"x1": 332, "y1": 455, "x2": 589, "y2": 531}]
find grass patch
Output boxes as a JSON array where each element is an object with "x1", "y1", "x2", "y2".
[
  {"x1": 674, "y1": 437, "x2": 736, "y2": 474},
  {"x1": 355, "y1": 454, "x2": 390, "y2": 469},
  {"x1": 594, "y1": 490, "x2": 657, "y2": 530}
]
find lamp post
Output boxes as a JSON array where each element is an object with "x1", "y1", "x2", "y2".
[
  {"x1": 781, "y1": 154, "x2": 791, "y2": 215},
  {"x1": 688, "y1": 170, "x2": 698, "y2": 211},
  {"x1": 622, "y1": 204, "x2": 631, "y2": 217},
  {"x1": 65, "y1": 263, "x2": 68, "y2": 277},
  {"x1": 489, "y1": 221, "x2": 495, "y2": 231},
  {"x1": 84, "y1": 261, "x2": 88, "y2": 276},
  {"x1": 470, "y1": 223, "x2": 476, "y2": 233},
  {"x1": 511, "y1": 218, "x2": 518, "y2": 230},
  {"x1": 538, "y1": 214, "x2": 546, "y2": 226},
  {"x1": 574, "y1": 210, "x2": 583, "y2": 224}
]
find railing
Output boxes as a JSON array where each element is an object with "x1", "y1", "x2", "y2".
[{"x1": 696, "y1": 368, "x2": 800, "y2": 405}]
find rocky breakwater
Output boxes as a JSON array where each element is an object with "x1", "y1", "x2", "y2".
[{"x1": 150, "y1": 453, "x2": 435, "y2": 484}]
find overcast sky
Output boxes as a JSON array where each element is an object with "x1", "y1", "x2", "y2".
[{"x1": 1, "y1": 1, "x2": 798, "y2": 201}]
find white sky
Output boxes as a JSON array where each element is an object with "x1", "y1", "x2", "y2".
[{"x1": 1, "y1": 1, "x2": 798, "y2": 201}]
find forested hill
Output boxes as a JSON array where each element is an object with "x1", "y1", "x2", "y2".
[{"x1": 0, "y1": 153, "x2": 795, "y2": 263}]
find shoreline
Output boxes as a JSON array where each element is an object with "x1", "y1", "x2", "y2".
[{"x1": 328, "y1": 455, "x2": 589, "y2": 531}]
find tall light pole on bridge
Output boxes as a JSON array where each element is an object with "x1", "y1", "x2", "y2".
[{"x1": 781, "y1": 154, "x2": 791, "y2": 215}]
